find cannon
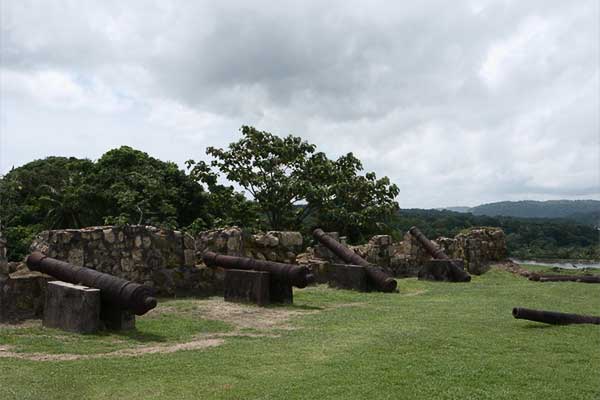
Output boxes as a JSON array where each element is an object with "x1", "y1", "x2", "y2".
[
  {"x1": 203, "y1": 251, "x2": 315, "y2": 304},
  {"x1": 26, "y1": 252, "x2": 157, "y2": 316},
  {"x1": 312, "y1": 228, "x2": 397, "y2": 293},
  {"x1": 512, "y1": 307, "x2": 600, "y2": 325},
  {"x1": 408, "y1": 226, "x2": 471, "y2": 282},
  {"x1": 528, "y1": 274, "x2": 600, "y2": 284},
  {"x1": 202, "y1": 251, "x2": 314, "y2": 288}
]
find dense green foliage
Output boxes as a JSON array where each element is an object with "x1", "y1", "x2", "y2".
[
  {"x1": 190, "y1": 126, "x2": 399, "y2": 241},
  {"x1": 1, "y1": 127, "x2": 597, "y2": 261},
  {"x1": 453, "y1": 200, "x2": 600, "y2": 225},
  {"x1": 392, "y1": 209, "x2": 600, "y2": 259},
  {"x1": 1, "y1": 267, "x2": 599, "y2": 399},
  {"x1": 0, "y1": 147, "x2": 255, "y2": 260}
]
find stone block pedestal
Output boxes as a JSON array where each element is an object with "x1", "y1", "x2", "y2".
[
  {"x1": 224, "y1": 269, "x2": 270, "y2": 306},
  {"x1": 327, "y1": 264, "x2": 368, "y2": 292},
  {"x1": 43, "y1": 281, "x2": 101, "y2": 333}
]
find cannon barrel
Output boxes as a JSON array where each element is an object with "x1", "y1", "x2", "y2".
[
  {"x1": 26, "y1": 252, "x2": 157, "y2": 315},
  {"x1": 202, "y1": 251, "x2": 314, "y2": 288},
  {"x1": 408, "y1": 226, "x2": 471, "y2": 282},
  {"x1": 512, "y1": 307, "x2": 600, "y2": 325},
  {"x1": 529, "y1": 274, "x2": 600, "y2": 283},
  {"x1": 312, "y1": 228, "x2": 397, "y2": 293},
  {"x1": 408, "y1": 226, "x2": 449, "y2": 260}
]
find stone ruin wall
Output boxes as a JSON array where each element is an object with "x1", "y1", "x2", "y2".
[
  {"x1": 195, "y1": 227, "x2": 304, "y2": 264},
  {"x1": 27, "y1": 226, "x2": 218, "y2": 296},
  {"x1": 9, "y1": 225, "x2": 507, "y2": 295},
  {"x1": 24, "y1": 226, "x2": 306, "y2": 297},
  {"x1": 303, "y1": 227, "x2": 507, "y2": 276}
]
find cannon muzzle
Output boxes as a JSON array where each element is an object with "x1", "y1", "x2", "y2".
[{"x1": 26, "y1": 252, "x2": 157, "y2": 315}]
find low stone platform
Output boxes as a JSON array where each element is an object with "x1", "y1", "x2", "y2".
[
  {"x1": 224, "y1": 269, "x2": 270, "y2": 306},
  {"x1": 0, "y1": 273, "x2": 50, "y2": 323},
  {"x1": 327, "y1": 264, "x2": 368, "y2": 292},
  {"x1": 43, "y1": 281, "x2": 101, "y2": 333},
  {"x1": 418, "y1": 259, "x2": 469, "y2": 282}
]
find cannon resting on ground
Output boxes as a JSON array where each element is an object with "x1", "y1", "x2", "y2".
[
  {"x1": 26, "y1": 252, "x2": 157, "y2": 316},
  {"x1": 312, "y1": 228, "x2": 397, "y2": 293},
  {"x1": 512, "y1": 307, "x2": 600, "y2": 325},
  {"x1": 408, "y1": 226, "x2": 471, "y2": 282},
  {"x1": 528, "y1": 274, "x2": 600, "y2": 284}
]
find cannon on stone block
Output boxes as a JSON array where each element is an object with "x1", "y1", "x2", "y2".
[
  {"x1": 26, "y1": 252, "x2": 157, "y2": 332},
  {"x1": 312, "y1": 228, "x2": 397, "y2": 293},
  {"x1": 512, "y1": 307, "x2": 600, "y2": 325},
  {"x1": 202, "y1": 251, "x2": 315, "y2": 305},
  {"x1": 408, "y1": 226, "x2": 471, "y2": 282}
]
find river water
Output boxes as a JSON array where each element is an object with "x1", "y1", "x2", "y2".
[{"x1": 511, "y1": 258, "x2": 600, "y2": 269}]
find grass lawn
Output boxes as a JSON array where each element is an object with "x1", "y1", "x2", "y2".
[{"x1": 1, "y1": 265, "x2": 599, "y2": 399}]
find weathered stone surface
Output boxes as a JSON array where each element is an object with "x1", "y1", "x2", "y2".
[
  {"x1": 43, "y1": 281, "x2": 101, "y2": 333},
  {"x1": 418, "y1": 259, "x2": 466, "y2": 282},
  {"x1": 327, "y1": 264, "x2": 368, "y2": 292},
  {"x1": 29, "y1": 225, "x2": 198, "y2": 295},
  {"x1": 196, "y1": 227, "x2": 304, "y2": 264},
  {"x1": 269, "y1": 279, "x2": 293, "y2": 304},
  {"x1": 308, "y1": 228, "x2": 507, "y2": 278},
  {"x1": 0, "y1": 272, "x2": 50, "y2": 322},
  {"x1": 100, "y1": 303, "x2": 135, "y2": 330},
  {"x1": 224, "y1": 269, "x2": 270, "y2": 306}
]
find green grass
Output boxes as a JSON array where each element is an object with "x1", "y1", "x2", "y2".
[{"x1": 1, "y1": 266, "x2": 599, "y2": 399}]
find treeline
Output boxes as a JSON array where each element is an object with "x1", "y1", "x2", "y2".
[
  {"x1": 2, "y1": 126, "x2": 597, "y2": 262},
  {"x1": 1, "y1": 127, "x2": 399, "y2": 260},
  {"x1": 391, "y1": 209, "x2": 600, "y2": 260}
]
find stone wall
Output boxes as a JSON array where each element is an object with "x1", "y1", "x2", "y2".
[
  {"x1": 195, "y1": 227, "x2": 304, "y2": 264},
  {"x1": 441, "y1": 227, "x2": 507, "y2": 274},
  {"x1": 28, "y1": 225, "x2": 216, "y2": 295},
  {"x1": 304, "y1": 227, "x2": 508, "y2": 277}
]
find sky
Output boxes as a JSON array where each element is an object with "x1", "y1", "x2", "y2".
[{"x1": 1, "y1": 0, "x2": 598, "y2": 209}]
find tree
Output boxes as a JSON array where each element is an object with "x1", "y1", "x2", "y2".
[
  {"x1": 89, "y1": 146, "x2": 210, "y2": 228},
  {"x1": 193, "y1": 126, "x2": 400, "y2": 238},
  {"x1": 199, "y1": 126, "x2": 319, "y2": 230}
]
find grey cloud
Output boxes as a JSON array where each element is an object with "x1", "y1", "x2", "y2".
[{"x1": 0, "y1": 0, "x2": 598, "y2": 208}]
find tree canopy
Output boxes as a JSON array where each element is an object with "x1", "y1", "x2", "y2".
[{"x1": 189, "y1": 126, "x2": 400, "y2": 240}]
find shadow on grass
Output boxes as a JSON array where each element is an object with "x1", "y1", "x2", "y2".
[
  {"x1": 521, "y1": 324, "x2": 554, "y2": 329},
  {"x1": 269, "y1": 303, "x2": 324, "y2": 311},
  {"x1": 93, "y1": 329, "x2": 168, "y2": 343}
]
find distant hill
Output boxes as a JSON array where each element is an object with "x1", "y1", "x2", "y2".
[{"x1": 441, "y1": 200, "x2": 600, "y2": 226}]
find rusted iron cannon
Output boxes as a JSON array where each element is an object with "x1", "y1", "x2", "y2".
[
  {"x1": 202, "y1": 251, "x2": 315, "y2": 288},
  {"x1": 528, "y1": 274, "x2": 600, "y2": 283},
  {"x1": 26, "y1": 252, "x2": 157, "y2": 316},
  {"x1": 408, "y1": 226, "x2": 471, "y2": 282},
  {"x1": 512, "y1": 307, "x2": 600, "y2": 325},
  {"x1": 312, "y1": 228, "x2": 397, "y2": 292}
]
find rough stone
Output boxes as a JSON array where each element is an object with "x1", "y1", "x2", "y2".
[
  {"x1": 0, "y1": 273, "x2": 50, "y2": 322},
  {"x1": 327, "y1": 264, "x2": 368, "y2": 292},
  {"x1": 43, "y1": 281, "x2": 101, "y2": 333},
  {"x1": 223, "y1": 269, "x2": 270, "y2": 306}
]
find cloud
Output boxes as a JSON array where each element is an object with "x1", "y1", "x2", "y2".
[{"x1": 1, "y1": 0, "x2": 598, "y2": 208}]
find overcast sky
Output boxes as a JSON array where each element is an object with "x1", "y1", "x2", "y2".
[{"x1": 1, "y1": 0, "x2": 598, "y2": 208}]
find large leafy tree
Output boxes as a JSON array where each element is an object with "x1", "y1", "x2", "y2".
[
  {"x1": 192, "y1": 126, "x2": 400, "y2": 238},
  {"x1": 199, "y1": 126, "x2": 319, "y2": 230}
]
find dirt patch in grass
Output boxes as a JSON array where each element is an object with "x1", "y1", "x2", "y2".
[
  {"x1": 194, "y1": 299, "x2": 320, "y2": 331},
  {"x1": 0, "y1": 338, "x2": 225, "y2": 361}
]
